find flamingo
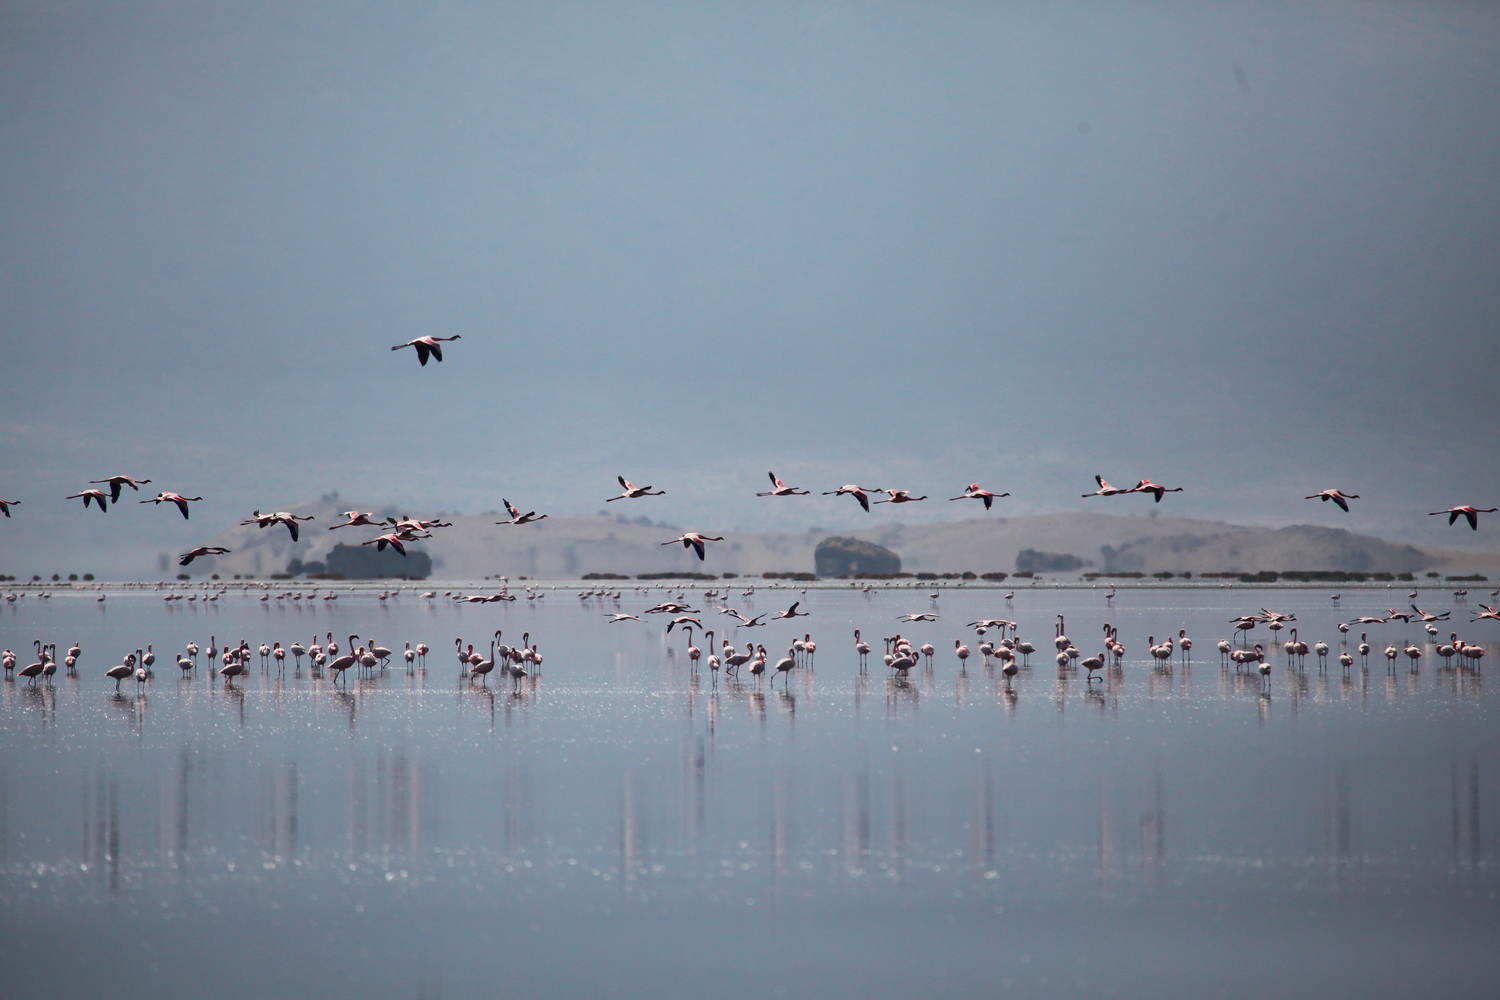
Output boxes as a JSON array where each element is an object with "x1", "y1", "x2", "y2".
[
  {"x1": 404, "y1": 642, "x2": 416, "y2": 669},
  {"x1": 497, "y1": 498, "x2": 548, "y2": 525},
  {"x1": 606, "y1": 476, "x2": 665, "y2": 501},
  {"x1": 391, "y1": 334, "x2": 461, "y2": 366},
  {"x1": 361, "y1": 533, "x2": 408, "y2": 555},
  {"x1": 1429, "y1": 506, "x2": 1499, "y2": 530},
  {"x1": 328, "y1": 511, "x2": 383, "y2": 529},
  {"x1": 366, "y1": 638, "x2": 393, "y2": 666},
  {"x1": 66, "y1": 488, "x2": 112, "y2": 512},
  {"x1": 327, "y1": 642, "x2": 357, "y2": 685},
  {"x1": 139, "y1": 492, "x2": 202, "y2": 519},
  {"x1": 1134, "y1": 479, "x2": 1183, "y2": 503},
  {"x1": 661, "y1": 533, "x2": 724, "y2": 561},
  {"x1": 756, "y1": 472, "x2": 810, "y2": 497},
  {"x1": 0, "y1": 498, "x2": 19, "y2": 517},
  {"x1": 1305, "y1": 489, "x2": 1359, "y2": 512},
  {"x1": 1081, "y1": 651, "x2": 1106, "y2": 683},
  {"x1": 722, "y1": 640, "x2": 754, "y2": 677},
  {"x1": 897, "y1": 613, "x2": 938, "y2": 622},
  {"x1": 772, "y1": 647, "x2": 797, "y2": 685},
  {"x1": 1082, "y1": 475, "x2": 1142, "y2": 498},
  {"x1": 105, "y1": 652, "x2": 134, "y2": 691},
  {"x1": 873, "y1": 489, "x2": 928, "y2": 504},
  {"x1": 240, "y1": 510, "x2": 315, "y2": 541},
  {"x1": 954, "y1": 638, "x2": 970, "y2": 670},
  {"x1": 947, "y1": 484, "x2": 1009, "y2": 509},
  {"x1": 179, "y1": 546, "x2": 231, "y2": 566},
  {"x1": 821, "y1": 485, "x2": 882, "y2": 512},
  {"x1": 854, "y1": 629, "x2": 871, "y2": 670},
  {"x1": 770, "y1": 601, "x2": 808, "y2": 620},
  {"x1": 88, "y1": 475, "x2": 152, "y2": 501}
]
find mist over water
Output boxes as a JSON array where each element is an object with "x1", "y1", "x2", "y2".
[{"x1": 1, "y1": 581, "x2": 1496, "y2": 997}]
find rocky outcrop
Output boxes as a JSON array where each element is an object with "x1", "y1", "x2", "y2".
[{"x1": 814, "y1": 536, "x2": 901, "y2": 576}]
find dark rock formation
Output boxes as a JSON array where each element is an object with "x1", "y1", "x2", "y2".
[
  {"x1": 815, "y1": 536, "x2": 901, "y2": 576},
  {"x1": 1015, "y1": 548, "x2": 1086, "y2": 573},
  {"x1": 289, "y1": 542, "x2": 432, "y2": 580}
]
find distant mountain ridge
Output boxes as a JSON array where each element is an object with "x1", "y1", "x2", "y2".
[{"x1": 178, "y1": 500, "x2": 1488, "y2": 580}]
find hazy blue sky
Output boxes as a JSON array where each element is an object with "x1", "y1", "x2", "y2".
[{"x1": 3, "y1": 1, "x2": 1498, "y2": 575}]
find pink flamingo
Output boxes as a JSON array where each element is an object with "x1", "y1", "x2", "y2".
[
  {"x1": 1082, "y1": 475, "x2": 1141, "y2": 498},
  {"x1": 88, "y1": 475, "x2": 152, "y2": 501},
  {"x1": 607, "y1": 475, "x2": 665, "y2": 501},
  {"x1": 139, "y1": 492, "x2": 202, "y2": 519},
  {"x1": 361, "y1": 533, "x2": 408, "y2": 555},
  {"x1": 240, "y1": 510, "x2": 315, "y2": 541},
  {"x1": 66, "y1": 488, "x2": 112, "y2": 512},
  {"x1": 1135, "y1": 479, "x2": 1183, "y2": 503},
  {"x1": 756, "y1": 472, "x2": 810, "y2": 496},
  {"x1": 391, "y1": 334, "x2": 461, "y2": 366},
  {"x1": 661, "y1": 532, "x2": 723, "y2": 561},
  {"x1": 1429, "y1": 506, "x2": 1499, "y2": 530},
  {"x1": 947, "y1": 484, "x2": 1009, "y2": 509},
  {"x1": 328, "y1": 511, "x2": 383, "y2": 529},
  {"x1": 179, "y1": 546, "x2": 230, "y2": 566},
  {"x1": 497, "y1": 499, "x2": 548, "y2": 525},
  {"x1": 1305, "y1": 489, "x2": 1359, "y2": 512},
  {"x1": 821, "y1": 485, "x2": 882, "y2": 512}
]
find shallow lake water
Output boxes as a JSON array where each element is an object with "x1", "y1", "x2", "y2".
[{"x1": 1, "y1": 580, "x2": 1497, "y2": 999}]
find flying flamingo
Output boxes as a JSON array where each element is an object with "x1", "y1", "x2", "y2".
[
  {"x1": 497, "y1": 498, "x2": 548, "y2": 525},
  {"x1": 179, "y1": 546, "x2": 230, "y2": 566},
  {"x1": 771, "y1": 601, "x2": 808, "y2": 620},
  {"x1": 139, "y1": 492, "x2": 202, "y2": 519},
  {"x1": 1305, "y1": 489, "x2": 1359, "y2": 512},
  {"x1": 821, "y1": 485, "x2": 882, "y2": 512},
  {"x1": 873, "y1": 489, "x2": 928, "y2": 504},
  {"x1": 328, "y1": 511, "x2": 383, "y2": 529},
  {"x1": 1082, "y1": 475, "x2": 1141, "y2": 499},
  {"x1": 1429, "y1": 506, "x2": 1499, "y2": 530},
  {"x1": 88, "y1": 475, "x2": 152, "y2": 502},
  {"x1": 66, "y1": 488, "x2": 112, "y2": 512},
  {"x1": 947, "y1": 484, "x2": 1010, "y2": 509},
  {"x1": 607, "y1": 476, "x2": 666, "y2": 501},
  {"x1": 0, "y1": 498, "x2": 17, "y2": 517},
  {"x1": 1135, "y1": 479, "x2": 1183, "y2": 503},
  {"x1": 756, "y1": 472, "x2": 810, "y2": 497},
  {"x1": 240, "y1": 510, "x2": 315, "y2": 541},
  {"x1": 391, "y1": 334, "x2": 461, "y2": 366},
  {"x1": 361, "y1": 533, "x2": 408, "y2": 555},
  {"x1": 661, "y1": 532, "x2": 723, "y2": 561}
]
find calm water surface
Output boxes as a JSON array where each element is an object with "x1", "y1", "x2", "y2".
[{"x1": 1, "y1": 582, "x2": 1497, "y2": 998}]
